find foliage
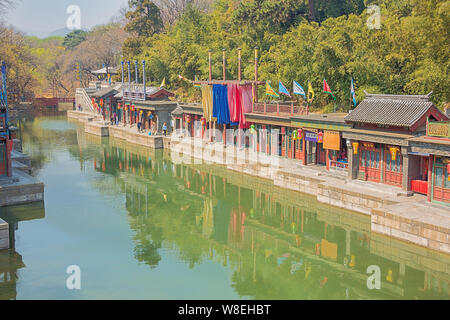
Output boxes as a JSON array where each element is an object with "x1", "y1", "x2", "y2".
[
  {"x1": 63, "y1": 30, "x2": 88, "y2": 50},
  {"x1": 125, "y1": 0, "x2": 164, "y2": 37},
  {"x1": 121, "y1": 0, "x2": 449, "y2": 109}
]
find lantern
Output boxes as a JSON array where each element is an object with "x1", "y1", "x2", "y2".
[
  {"x1": 139, "y1": 110, "x2": 143, "y2": 115},
  {"x1": 317, "y1": 131, "x2": 324, "y2": 143},
  {"x1": 292, "y1": 130, "x2": 298, "y2": 140},
  {"x1": 91, "y1": 98, "x2": 95, "y2": 105},
  {"x1": 389, "y1": 147, "x2": 399, "y2": 161},
  {"x1": 297, "y1": 129, "x2": 303, "y2": 140},
  {"x1": 352, "y1": 142, "x2": 359, "y2": 155},
  {"x1": 186, "y1": 115, "x2": 191, "y2": 123},
  {"x1": 100, "y1": 99, "x2": 104, "y2": 107},
  {"x1": 201, "y1": 117, "x2": 206, "y2": 125},
  {"x1": 131, "y1": 105, "x2": 135, "y2": 111},
  {"x1": 118, "y1": 103, "x2": 121, "y2": 110}
]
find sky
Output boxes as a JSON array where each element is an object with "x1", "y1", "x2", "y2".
[{"x1": 4, "y1": 0, "x2": 128, "y2": 37}]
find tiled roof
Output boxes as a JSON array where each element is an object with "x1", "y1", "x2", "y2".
[
  {"x1": 91, "y1": 86, "x2": 118, "y2": 98},
  {"x1": 172, "y1": 106, "x2": 184, "y2": 116},
  {"x1": 91, "y1": 67, "x2": 118, "y2": 75},
  {"x1": 345, "y1": 92, "x2": 436, "y2": 127}
]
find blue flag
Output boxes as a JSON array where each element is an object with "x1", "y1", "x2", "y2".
[
  {"x1": 351, "y1": 78, "x2": 357, "y2": 107},
  {"x1": 279, "y1": 81, "x2": 291, "y2": 97},
  {"x1": 293, "y1": 81, "x2": 306, "y2": 98}
]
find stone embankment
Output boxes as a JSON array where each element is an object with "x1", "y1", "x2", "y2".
[{"x1": 68, "y1": 110, "x2": 450, "y2": 255}]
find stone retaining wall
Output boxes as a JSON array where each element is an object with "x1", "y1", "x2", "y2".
[
  {"x1": 372, "y1": 208, "x2": 450, "y2": 254},
  {"x1": 317, "y1": 183, "x2": 397, "y2": 216},
  {"x1": 109, "y1": 126, "x2": 164, "y2": 149},
  {"x1": 0, "y1": 219, "x2": 9, "y2": 250},
  {"x1": 85, "y1": 122, "x2": 109, "y2": 137},
  {"x1": 0, "y1": 181, "x2": 44, "y2": 207}
]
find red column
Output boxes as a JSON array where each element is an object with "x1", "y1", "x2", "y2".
[
  {"x1": 262, "y1": 125, "x2": 267, "y2": 154},
  {"x1": 223, "y1": 124, "x2": 227, "y2": 145},
  {"x1": 427, "y1": 155, "x2": 433, "y2": 202},
  {"x1": 6, "y1": 139, "x2": 13, "y2": 177},
  {"x1": 301, "y1": 138, "x2": 306, "y2": 165},
  {"x1": 281, "y1": 127, "x2": 286, "y2": 157},
  {"x1": 201, "y1": 119, "x2": 205, "y2": 139},
  {"x1": 326, "y1": 149, "x2": 330, "y2": 170},
  {"x1": 209, "y1": 121, "x2": 212, "y2": 142}
]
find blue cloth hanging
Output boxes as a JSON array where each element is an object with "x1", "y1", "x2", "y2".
[{"x1": 213, "y1": 84, "x2": 236, "y2": 125}]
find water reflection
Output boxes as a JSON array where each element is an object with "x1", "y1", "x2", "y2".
[
  {"x1": 0, "y1": 203, "x2": 45, "y2": 300},
  {"x1": 0, "y1": 117, "x2": 448, "y2": 300},
  {"x1": 87, "y1": 135, "x2": 449, "y2": 299}
]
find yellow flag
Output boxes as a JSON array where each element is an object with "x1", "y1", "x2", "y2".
[
  {"x1": 307, "y1": 81, "x2": 315, "y2": 103},
  {"x1": 160, "y1": 77, "x2": 166, "y2": 88}
]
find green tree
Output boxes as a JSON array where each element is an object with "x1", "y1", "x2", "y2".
[
  {"x1": 63, "y1": 30, "x2": 88, "y2": 50},
  {"x1": 125, "y1": 0, "x2": 164, "y2": 37}
]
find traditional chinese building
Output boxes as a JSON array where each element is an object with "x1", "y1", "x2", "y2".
[
  {"x1": 118, "y1": 84, "x2": 176, "y2": 134},
  {"x1": 408, "y1": 119, "x2": 450, "y2": 204},
  {"x1": 343, "y1": 92, "x2": 448, "y2": 202},
  {"x1": 0, "y1": 62, "x2": 12, "y2": 178}
]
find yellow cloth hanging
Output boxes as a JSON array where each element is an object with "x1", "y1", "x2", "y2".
[{"x1": 201, "y1": 84, "x2": 214, "y2": 122}]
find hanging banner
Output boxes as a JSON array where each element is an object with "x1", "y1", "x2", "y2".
[
  {"x1": 323, "y1": 131, "x2": 341, "y2": 150},
  {"x1": 305, "y1": 131, "x2": 318, "y2": 142}
]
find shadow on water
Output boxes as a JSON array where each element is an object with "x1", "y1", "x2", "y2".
[
  {"x1": 0, "y1": 115, "x2": 448, "y2": 300},
  {"x1": 0, "y1": 202, "x2": 46, "y2": 300}
]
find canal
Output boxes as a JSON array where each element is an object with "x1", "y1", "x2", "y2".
[{"x1": 0, "y1": 116, "x2": 448, "y2": 300}]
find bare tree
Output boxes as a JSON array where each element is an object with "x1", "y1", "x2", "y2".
[
  {"x1": 0, "y1": 0, "x2": 18, "y2": 17},
  {"x1": 152, "y1": 0, "x2": 212, "y2": 25}
]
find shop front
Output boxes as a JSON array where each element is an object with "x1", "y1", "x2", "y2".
[
  {"x1": 384, "y1": 145, "x2": 403, "y2": 187},
  {"x1": 431, "y1": 157, "x2": 450, "y2": 204},
  {"x1": 359, "y1": 142, "x2": 382, "y2": 183},
  {"x1": 324, "y1": 130, "x2": 347, "y2": 172}
]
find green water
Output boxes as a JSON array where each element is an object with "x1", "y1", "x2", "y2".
[{"x1": 0, "y1": 116, "x2": 448, "y2": 300}]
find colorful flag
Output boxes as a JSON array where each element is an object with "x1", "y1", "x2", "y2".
[
  {"x1": 266, "y1": 81, "x2": 280, "y2": 98},
  {"x1": 160, "y1": 77, "x2": 166, "y2": 88},
  {"x1": 293, "y1": 81, "x2": 306, "y2": 98},
  {"x1": 307, "y1": 81, "x2": 315, "y2": 103},
  {"x1": 323, "y1": 79, "x2": 336, "y2": 100},
  {"x1": 278, "y1": 81, "x2": 291, "y2": 97},
  {"x1": 351, "y1": 78, "x2": 357, "y2": 107},
  {"x1": 193, "y1": 76, "x2": 201, "y2": 88}
]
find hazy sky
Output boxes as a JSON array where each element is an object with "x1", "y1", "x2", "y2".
[{"x1": 4, "y1": 0, "x2": 128, "y2": 37}]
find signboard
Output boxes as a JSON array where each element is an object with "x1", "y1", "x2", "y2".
[
  {"x1": 305, "y1": 131, "x2": 318, "y2": 142},
  {"x1": 427, "y1": 121, "x2": 450, "y2": 138},
  {"x1": 323, "y1": 131, "x2": 341, "y2": 151},
  {"x1": 361, "y1": 142, "x2": 376, "y2": 150}
]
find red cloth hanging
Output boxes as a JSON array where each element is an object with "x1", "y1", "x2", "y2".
[
  {"x1": 238, "y1": 85, "x2": 253, "y2": 129},
  {"x1": 227, "y1": 84, "x2": 242, "y2": 123}
]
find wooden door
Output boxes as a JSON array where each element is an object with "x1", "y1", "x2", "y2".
[
  {"x1": 384, "y1": 151, "x2": 403, "y2": 187},
  {"x1": 360, "y1": 149, "x2": 381, "y2": 183},
  {"x1": 317, "y1": 143, "x2": 326, "y2": 165},
  {"x1": 433, "y1": 166, "x2": 450, "y2": 203}
]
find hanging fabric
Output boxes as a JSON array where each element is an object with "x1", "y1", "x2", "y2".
[
  {"x1": 227, "y1": 84, "x2": 242, "y2": 123},
  {"x1": 213, "y1": 84, "x2": 232, "y2": 125},
  {"x1": 238, "y1": 85, "x2": 253, "y2": 129},
  {"x1": 227, "y1": 84, "x2": 240, "y2": 126},
  {"x1": 201, "y1": 84, "x2": 213, "y2": 121}
]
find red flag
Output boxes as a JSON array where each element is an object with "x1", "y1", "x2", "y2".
[{"x1": 323, "y1": 79, "x2": 336, "y2": 100}]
